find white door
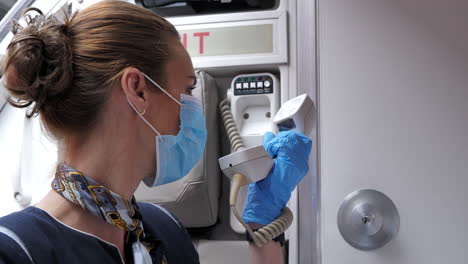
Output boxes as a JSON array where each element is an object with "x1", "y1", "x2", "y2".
[{"x1": 318, "y1": 0, "x2": 468, "y2": 263}]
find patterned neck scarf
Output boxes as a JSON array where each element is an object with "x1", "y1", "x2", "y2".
[
  {"x1": 51, "y1": 164, "x2": 146, "y2": 244},
  {"x1": 51, "y1": 164, "x2": 167, "y2": 263}
]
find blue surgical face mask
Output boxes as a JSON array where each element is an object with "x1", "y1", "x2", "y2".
[{"x1": 127, "y1": 73, "x2": 207, "y2": 187}]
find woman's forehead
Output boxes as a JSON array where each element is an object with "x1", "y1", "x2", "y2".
[{"x1": 165, "y1": 44, "x2": 194, "y2": 77}]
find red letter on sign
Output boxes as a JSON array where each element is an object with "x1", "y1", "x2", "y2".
[
  {"x1": 182, "y1": 33, "x2": 188, "y2": 49},
  {"x1": 193, "y1": 32, "x2": 210, "y2": 54}
]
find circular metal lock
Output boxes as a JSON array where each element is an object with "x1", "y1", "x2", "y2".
[{"x1": 337, "y1": 189, "x2": 399, "y2": 250}]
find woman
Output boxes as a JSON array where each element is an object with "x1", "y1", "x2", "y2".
[{"x1": 0, "y1": 1, "x2": 312, "y2": 263}]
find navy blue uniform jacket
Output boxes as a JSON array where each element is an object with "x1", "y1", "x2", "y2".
[{"x1": 0, "y1": 203, "x2": 199, "y2": 263}]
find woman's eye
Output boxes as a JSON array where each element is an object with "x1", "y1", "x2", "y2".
[{"x1": 186, "y1": 86, "x2": 196, "y2": 94}]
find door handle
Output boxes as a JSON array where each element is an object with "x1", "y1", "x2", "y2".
[{"x1": 337, "y1": 189, "x2": 399, "y2": 250}]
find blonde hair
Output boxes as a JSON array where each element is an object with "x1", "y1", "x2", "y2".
[{"x1": 3, "y1": 0, "x2": 179, "y2": 137}]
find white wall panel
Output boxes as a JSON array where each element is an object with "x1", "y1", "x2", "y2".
[{"x1": 318, "y1": 0, "x2": 468, "y2": 263}]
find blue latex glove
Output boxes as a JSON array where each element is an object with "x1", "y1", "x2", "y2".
[{"x1": 242, "y1": 131, "x2": 312, "y2": 225}]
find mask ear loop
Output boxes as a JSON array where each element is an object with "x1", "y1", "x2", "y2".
[
  {"x1": 141, "y1": 73, "x2": 181, "y2": 106},
  {"x1": 126, "y1": 97, "x2": 160, "y2": 136}
]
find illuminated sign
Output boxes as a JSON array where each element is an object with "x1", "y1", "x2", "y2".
[{"x1": 179, "y1": 24, "x2": 273, "y2": 57}]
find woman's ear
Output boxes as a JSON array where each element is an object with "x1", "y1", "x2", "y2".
[{"x1": 121, "y1": 67, "x2": 147, "y2": 114}]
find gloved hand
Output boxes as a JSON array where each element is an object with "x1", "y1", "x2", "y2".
[{"x1": 242, "y1": 131, "x2": 312, "y2": 225}]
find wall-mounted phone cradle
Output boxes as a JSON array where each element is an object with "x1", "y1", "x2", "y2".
[
  {"x1": 230, "y1": 73, "x2": 279, "y2": 148},
  {"x1": 228, "y1": 72, "x2": 279, "y2": 234}
]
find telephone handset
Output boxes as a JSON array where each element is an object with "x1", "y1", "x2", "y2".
[
  {"x1": 219, "y1": 72, "x2": 313, "y2": 246},
  {"x1": 220, "y1": 93, "x2": 313, "y2": 182}
]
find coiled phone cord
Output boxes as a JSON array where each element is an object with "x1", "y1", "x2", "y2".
[
  {"x1": 219, "y1": 98, "x2": 245, "y2": 151},
  {"x1": 219, "y1": 98, "x2": 294, "y2": 247}
]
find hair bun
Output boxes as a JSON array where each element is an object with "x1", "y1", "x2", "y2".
[{"x1": 4, "y1": 7, "x2": 73, "y2": 116}]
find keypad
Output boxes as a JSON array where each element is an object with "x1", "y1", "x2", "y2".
[{"x1": 234, "y1": 75, "x2": 274, "y2": 95}]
